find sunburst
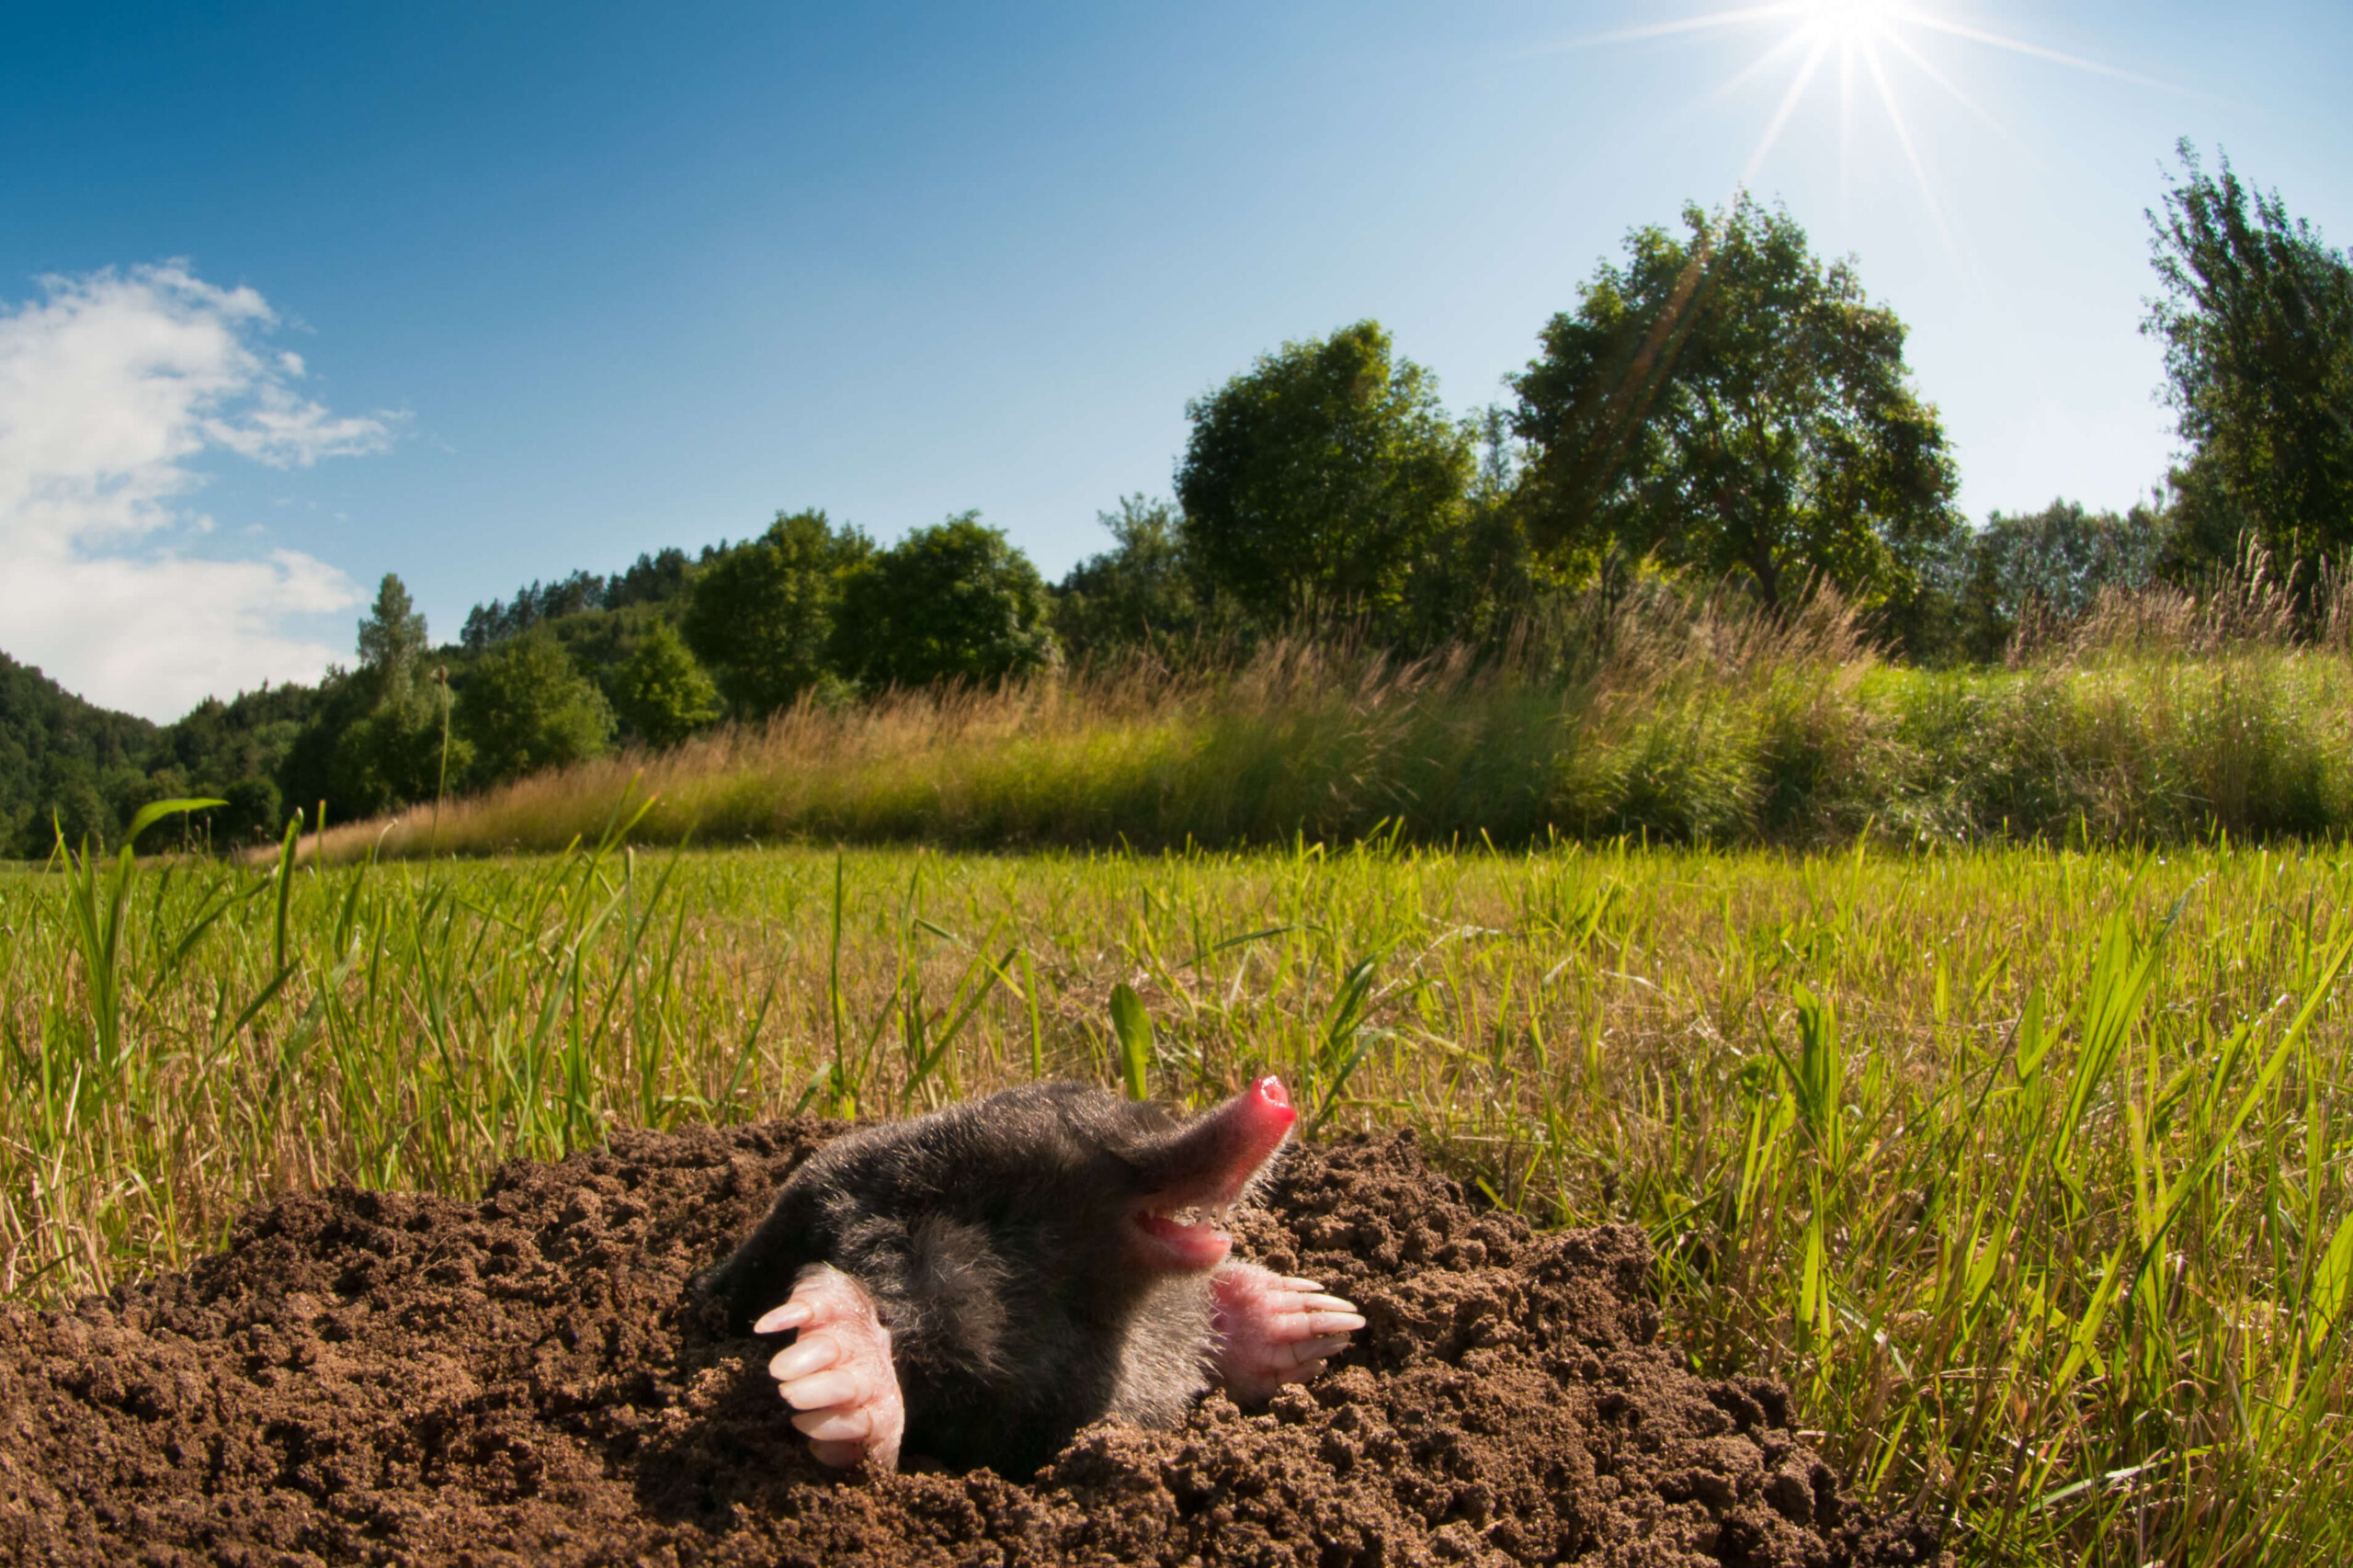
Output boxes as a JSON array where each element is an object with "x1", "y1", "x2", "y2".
[{"x1": 1552, "y1": 3, "x2": 2184, "y2": 266}]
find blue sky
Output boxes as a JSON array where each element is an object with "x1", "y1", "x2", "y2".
[{"x1": 4, "y1": 0, "x2": 2348, "y2": 719}]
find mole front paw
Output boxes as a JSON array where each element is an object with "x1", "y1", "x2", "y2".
[
  {"x1": 753, "y1": 1263, "x2": 906, "y2": 1472},
  {"x1": 1210, "y1": 1262, "x2": 1367, "y2": 1405}
]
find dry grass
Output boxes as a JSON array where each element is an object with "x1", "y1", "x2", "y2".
[{"x1": 260, "y1": 558, "x2": 2353, "y2": 863}]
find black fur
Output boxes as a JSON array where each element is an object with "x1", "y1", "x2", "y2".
[{"x1": 700, "y1": 1083, "x2": 1253, "y2": 1475}]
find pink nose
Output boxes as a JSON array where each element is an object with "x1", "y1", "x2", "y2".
[{"x1": 1238, "y1": 1077, "x2": 1298, "y2": 1142}]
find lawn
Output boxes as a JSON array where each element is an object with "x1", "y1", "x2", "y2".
[{"x1": 3, "y1": 833, "x2": 2347, "y2": 1563}]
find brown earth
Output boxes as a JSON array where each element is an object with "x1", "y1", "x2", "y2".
[{"x1": 0, "y1": 1121, "x2": 1949, "y2": 1567}]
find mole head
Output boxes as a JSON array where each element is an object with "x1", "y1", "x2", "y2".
[{"x1": 1119, "y1": 1075, "x2": 1298, "y2": 1275}]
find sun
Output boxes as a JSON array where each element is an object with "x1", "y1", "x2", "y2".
[
  {"x1": 1794, "y1": 0, "x2": 1899, "y2": 47},
  {"x1": 1559, "y1": 2, "x2": 2167, "y2": 268}
]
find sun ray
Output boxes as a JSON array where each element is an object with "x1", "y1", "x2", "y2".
[
  {"x1": 1537, "y1": 4, "x2": 1806, "y2": 52},
  {"x1": 1743, "y1": 34, "x2": 1833, "y2": 186},
  {"x1": 1874, "y1": 27, "x2": 2044, "y2": 168},
  {"x1": 1859, "y1": 41, "x2": 1976, "y2": 293},
  {"x1": 1837, "y1": 37, "x2": 1858, "y2": 233},
  {"x1": 1889, "y1": 11, "x2": 2195, "y2": 96},
  {"x1": 1704, "y1": 28, "x2": 1818, "y2": 109},
  {"x1": 1563, "y1": 0, "x2": 2179, "y2": 285}
]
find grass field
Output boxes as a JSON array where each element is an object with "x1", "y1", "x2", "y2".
[
  {"x1": 316, "y1": 583, "x2": 2353, "y2": 863},
  {"x1": 4, "y1": 831, "x2": 2349, "y2": 1564}
]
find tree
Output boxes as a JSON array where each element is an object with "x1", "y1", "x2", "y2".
[
  {"x1": 605, "y1": 547, "x2": 695, "y2": 610},
  {"x1": 612, "y1": 618, "x2": 722, "y2": 747},
  {"x1": 34, "y1": 754, "x2": 115, "y2": 852},
  {"x1": 340, "y1": 571, "x2": 449, "y2": 811},
  {"x1": 1176, "y1": 321, "x2": 1473, "y2": 631},
  {"x1": 2145, "y1": 142, "x2": 2353, "y2": 578},
  {"x1": 217, "y1": 775, "x2": 285, "y2": 845},
  {"x1": 280, "y1": 574, "x2": 460, "y2": 823},
  {"x1": 332, "y1": 688, "x2": 459, "y2": 814},
  {"x1": 0, "y1": 649, "x2": 158, "y2": 855},
  {"x1": 457, "y1": 631, "x2": 615, "y2": 786},
  {"x1": 1511, "y1": 198, "x2": 1962, "y2": 629},
  {"x1": 357, "y1": 574, "x2": 428, "y2": 675},
  {"x1": 1400, "y1": 405, "x2": 1562, "y2": 650},
  {"x1": 683, "y1": 510, "x2": 872, "y2": 716},
  {"x1": 1051, "y1": 495, "x2": 1208, "y2": 661},
  {"x1": 1949, "y1": 498, "x2": 2167, "y2": 662},
  {"x1": 834, "y1": 514, "x2": 1058, "y2": 688}
]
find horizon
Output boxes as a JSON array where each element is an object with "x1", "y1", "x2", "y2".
[{"x1": 4, "y1": 0, "x2": 2348, "y2": 722}]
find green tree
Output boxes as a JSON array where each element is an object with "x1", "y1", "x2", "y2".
[
  {"x1": 1176, "y1": 321, "x2": 1473, "y2": 631},
  {"x1": 683, "y1": 510, "x2": 871, "y2": 716},
  {"x1": 1948, "y1": 498, "x2": 2167, "y2": 662},
  {"x1": 834, "y1": 513, "x2": 1058, "y2": 688},
  {"x1": 1400, "y1": 405, "x2": 1561, "y2": 650},
  {"x1": 339, "y1": 574, "x2": 453, "y2": 814},
  {"x1": 326, "y1": 680, "x2": 460, "y2": 817},
  {"x1": 1051, "y1": 495, "x2": 1208, "y2": 661},
  {"x1": 356, "y1": 574, "x2": 428, "y2": 676},
  {"x1": 0, "y1": 649, "x2": 157, "y2": 856},
  {"x1": 1943, "y1": 498, "x2": 2166, "y2": 663},
  {"x1": 36, "y1": 755, "x2": 116, "y2": 852},
  {"x1": 456, "y1": 631, "x2": 615, "y2": 787},
  {"x1": 217, "y1": 776, "x2": 285, "y2": 845},
  {"x1": 2145, "y1": 142, "x2": 2353, "y2": 578},
  {"x1": 1511, "y1": 198, "x2": 1962, "y2": 630},
  {"x1": 612, "y1": 618, "x2": 722, "y2": 747},
  {"x1": 280, "y1": 574, "x2": 461, "y2": 823}
]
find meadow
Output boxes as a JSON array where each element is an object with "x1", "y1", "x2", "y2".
[
  {"x1": 2, "y1": 828, "x2": 2347, "y2": 1565},
  {"x1": 323, "y1": 577, "x2": 2353, "y2": 865}
]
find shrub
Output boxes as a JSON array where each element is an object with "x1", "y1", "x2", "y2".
[
  {"x1": 833, "y1": 514, "x2": 1058, "y2": 689},
  {"x1": 611, "y1": 619, "x2": 722, "y2": 749},
  {"x1": 457, "y1": 631, "x2": 614, "y2": 788}
]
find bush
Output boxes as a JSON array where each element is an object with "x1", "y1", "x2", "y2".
[
  {"x1": 834, "y1": 514, "x2": 1058, "y2": 688},
  {"x1": 457, "y1": 632, "x2": 614, "y2": 788},
  {"x1": 1051, "y1": 496, "x2": 1209, "y2": 663},
  {"x1": 683, "y1": 511, "x2": 871, "y2": 717},
  {"x1": 218, "y1": 776, "x2": 286, "y2": 845},
  {"x1": 611, "y1": 619, "x2": 722, "y2": 748}
]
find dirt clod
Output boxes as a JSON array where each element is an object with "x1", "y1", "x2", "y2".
[{"x1": 0, "y1": 1123, "x2": 1948, "y2": 1566}]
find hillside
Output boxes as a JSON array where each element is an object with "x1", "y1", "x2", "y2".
[
  {"x1": 0, "y1": 652, "x2": 159, "y2": 855},
  {"x1": 0, "y1": 651, "x2": 324, "y2": 858},
  {"x1": 0, "y1": 547, "x2": 702, "y2": 858}
]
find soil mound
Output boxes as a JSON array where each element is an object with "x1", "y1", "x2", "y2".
[{"x1": 0, "y1": 1121, "x2": 1947, "y2": 1567}]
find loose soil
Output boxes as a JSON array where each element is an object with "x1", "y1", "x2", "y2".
[{"x1": 0, "y1": 1122, "x2": 1948, "y2": 1567}]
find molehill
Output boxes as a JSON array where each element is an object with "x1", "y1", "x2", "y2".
[{"x1": 0, "y1": 1120, "x2": 1949, "y2": 1567}]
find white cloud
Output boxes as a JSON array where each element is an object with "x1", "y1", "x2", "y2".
[{"x1": 0, "y1": 264, "x2": 395, "y2": 721}]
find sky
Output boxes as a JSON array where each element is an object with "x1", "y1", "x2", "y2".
[{"x1": 3, "y1": 1, "x2": 2348, "y2": 722}]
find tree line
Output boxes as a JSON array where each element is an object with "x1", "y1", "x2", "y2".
[{"x1": 4, "y1": 141, "x2": 2346, "y2": 856}]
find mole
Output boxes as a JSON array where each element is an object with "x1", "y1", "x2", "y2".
[{"x1": 699, "y1": 1075, "x2": 1364, "y2": 1476}]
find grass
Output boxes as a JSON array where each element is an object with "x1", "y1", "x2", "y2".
[
  {"x1": 312, "y1": 582, "x2": 2353, "y2": 861},
  {"x1": 3, "y1": 830, "x2": 2349, "y2": 1564}
]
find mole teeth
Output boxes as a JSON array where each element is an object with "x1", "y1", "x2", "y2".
[{"x1": 1137, "y1": 1202, "x2": 1233, "y2": 1233}]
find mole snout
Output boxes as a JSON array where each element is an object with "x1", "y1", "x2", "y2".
[
  {"x1": 1127, "y1": 1074, "x2": 1296, "y2": 1271},
  {"x1": 699, "y1": 1076, "x2": 1364, "y2": 1476}
]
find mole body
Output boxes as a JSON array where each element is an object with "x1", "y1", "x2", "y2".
[{"x1": 701, "y1": 1076, "x2": 1362, "y2": 1475}]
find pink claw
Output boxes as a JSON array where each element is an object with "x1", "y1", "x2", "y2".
[
  {"x1": 754, "y1": 1263, "x2": 906, "y2": 1471},
  {"x1": 1210, "y1": 1261, "x2": 1366, "y2": 1404}
]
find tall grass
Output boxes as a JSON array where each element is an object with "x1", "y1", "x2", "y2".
[
  {"x1": 2, "y1": 835, "x2": 2347, "y2": 1562},
  {"x1": 320, "y1": 573, "x2": 2353, "y2": 860}
]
